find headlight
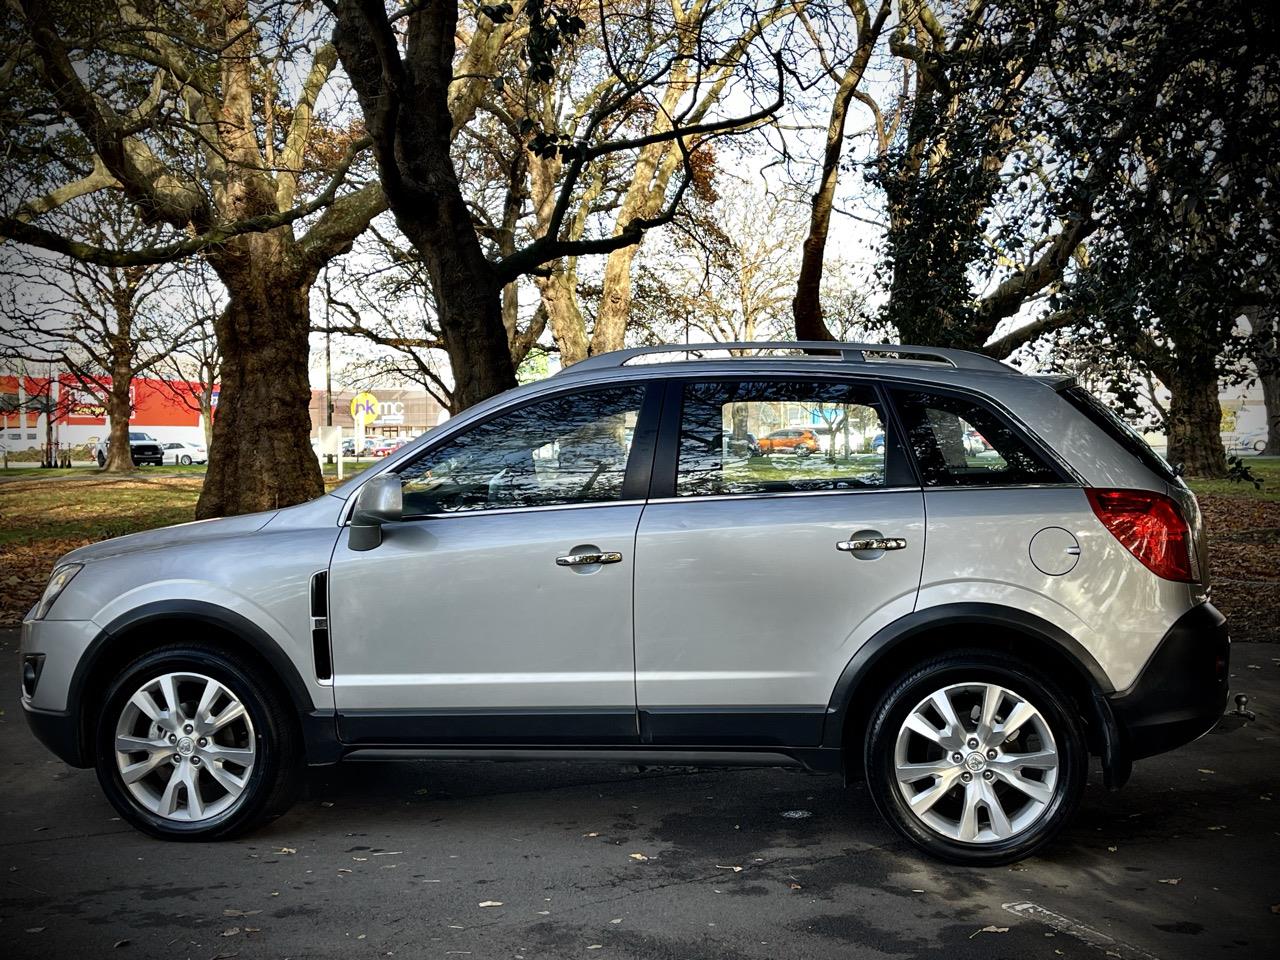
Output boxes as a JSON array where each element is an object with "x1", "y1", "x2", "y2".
[{"x1": 33, "y1": 563, "x2": 83, "y2": 620}]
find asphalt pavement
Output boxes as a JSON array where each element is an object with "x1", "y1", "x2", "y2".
[{"x1": 1, "y1": 628, "x2": 1276, "y2": 960}]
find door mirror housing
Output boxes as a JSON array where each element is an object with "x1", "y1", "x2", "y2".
[{"x1": 350, "y1": 474, "x2": 403, "y2": 551}]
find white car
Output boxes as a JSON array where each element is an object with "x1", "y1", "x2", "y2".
[{"x1": 160, "y1": 441, "x2": 207, "y2": 465}]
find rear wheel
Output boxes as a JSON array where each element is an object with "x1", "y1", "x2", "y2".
[
  {"x1": 94, "y1": 644, "x2": 302, "y2": 840},
  {"x1": 180, "y1": 455, "x2": 192, "y2": 465},
  {"x1": 865, "y1": 650, "x2": 1086, "y2": 864}
]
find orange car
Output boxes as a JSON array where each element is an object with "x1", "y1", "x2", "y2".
[{"x1": 757, "y1": 428, "x2": 819, "y2": 456}]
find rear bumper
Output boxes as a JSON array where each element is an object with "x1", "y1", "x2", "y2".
[{"x1": 1108, "y1": 602, "x2": 1230, "y2": 760}]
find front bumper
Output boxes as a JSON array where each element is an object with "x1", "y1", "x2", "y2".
[
  {"x1": 19, "y1": 617, "x2": 100, "y2": 768},
  {"x1": 1108, "y1": 601, "x2": 1230, "y2": 760}
]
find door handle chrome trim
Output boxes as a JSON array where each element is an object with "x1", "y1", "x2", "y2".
[
  {"x1": 836, "y1": 537, "x2": 907, "y2": 552},
  {"x1": 556, "y1": 551, "x2": 624, "y2": 566}
]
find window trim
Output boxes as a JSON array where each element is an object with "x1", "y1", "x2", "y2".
[
  {"x1": 650, "y1": 374, "x2": 915, "y2": 501},
  {"x1": 386, "y1": 380, "x2": 664, "y2": 521},
  {"x1": 886, "y1": 383, "x2": 1077, "y2": 489}
]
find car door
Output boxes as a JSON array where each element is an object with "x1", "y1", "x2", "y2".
[
  {"x1": 633, "y1": 377, "x2": 926, "y2": 747},
  {"x1": 327, "y1": 382, "x2": 660, "y2": 746}
]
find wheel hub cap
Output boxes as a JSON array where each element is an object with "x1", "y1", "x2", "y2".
[
  {"x1": 893, "y1": 681, "x2": 1059, "y2": 845},
  {"x1": 113, "y1": 671, "x2": 256, "y2": 823}
]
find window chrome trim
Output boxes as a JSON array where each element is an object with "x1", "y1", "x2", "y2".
[
  {"x1": 644, "y1": 485, "x2": 923, "y2": 506},
  {"x1": 344, "y1": 497, "x2": 648, "y2": 524}
]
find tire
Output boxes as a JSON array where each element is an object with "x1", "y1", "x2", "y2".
[
  {"x1": 180, "y1": 455, "x2": 192, "y2": 465},
  {"x1": 97, "y1": 452, "x2": 106, "y2": 468},
  {"x1": 795, "y1": 445, "x2": 812, "y2": 458},
  {"x1": 93, "y1": 643, "x2": 303, "y2": 841},
  {"x1": 864, "y1": 650, "x2": 1086, "y2": 865}
]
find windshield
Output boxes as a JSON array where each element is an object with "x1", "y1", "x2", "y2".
[{"x1": 128, "y1": 432, "x2": 156, "y2": 441}]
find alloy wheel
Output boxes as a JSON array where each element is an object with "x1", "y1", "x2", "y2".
[
  {"x1": 113, "y1": 671, "x2": 257, "y2": 822},
  {"x1": 893, "y1": 681, "x2": 1059, "y2": 844}
]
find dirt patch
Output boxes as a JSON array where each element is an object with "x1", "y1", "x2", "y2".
[{"x1": 1199, "y1": 495, "x2": 1280, "y2": 642}]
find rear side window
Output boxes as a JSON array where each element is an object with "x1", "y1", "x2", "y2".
[
  {"x1": 1060, "y1": 385, "x2": 1179, "y2": 482},
  {"x1": 891, "y1": 389, "x2": 1062, "y2": 487},
  {"x1": 676, "y1": 380, "x2": 888, "y2": 497}
]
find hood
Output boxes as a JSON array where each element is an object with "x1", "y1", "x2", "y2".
[{"x1": 60, "y1": 510, "x2": 278, "y2": 564}]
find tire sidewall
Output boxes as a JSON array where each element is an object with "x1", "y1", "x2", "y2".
[
  {"x1": 94, "y1": 647, "x2": 282, "y2": 841},
  {"x1": 865, "y1": 655, "x2": 1087, "y2": 865}
]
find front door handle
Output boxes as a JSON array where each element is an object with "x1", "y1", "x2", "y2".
[
  {"x1": 836, "y1": 537, "x2": 908, "y2": 552},
  {"x1": 556, "y1": 551, "x2": 624, "y2": 567}
]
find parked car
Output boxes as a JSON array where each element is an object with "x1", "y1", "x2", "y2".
[
  {"x1": 161, "y1": 441, "x2": 208, "y2": 466},
  {"x1": 341, "y1": 437, "x2": 379, "y2": 457},
  {"x1": 371, "y1": 438, "x2": 408, "y2": 458},
  {"x1": 22, "y1": 341, "x2": 1230, "y2": 865},
  {"x1": 758, "y1": 427, "x2": 819, "y2": 457},
  {"x1": 93, "y1": 431, "x2": 164, "y2": 468}
]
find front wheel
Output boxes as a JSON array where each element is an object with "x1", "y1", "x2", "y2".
[
  {"x1": 865, "y1": 650, "x2": 1086, "y2": 865},
  {"x1": 94, "y1": 644, "x2": 302, "y2": 840},
  {"x1": 179, "y1": 455, "x2": 192, "y2": 465}
]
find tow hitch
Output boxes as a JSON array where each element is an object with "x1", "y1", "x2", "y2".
[{"x1": 1213, "y1": 694, "x2": 1256, "y2": 734}]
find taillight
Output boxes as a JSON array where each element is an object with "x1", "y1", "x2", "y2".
[{"x1": 1086, "y1": 488, "x2": 1194, "y2": 582}]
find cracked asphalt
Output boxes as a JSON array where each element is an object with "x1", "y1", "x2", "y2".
[{"x1": 1, "y1": 629, "x2": 1277, "y2": 960}]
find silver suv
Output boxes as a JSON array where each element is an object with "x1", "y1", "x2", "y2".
[{"x1": 20, "y1": 343, "x2": 1230, "y2": 864}]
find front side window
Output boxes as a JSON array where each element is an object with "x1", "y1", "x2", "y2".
[
  {"x1": 891, "y1": 389, "x2": 1062, "y2": 487},
  {"x1": 677, "y1": 380, "x2": 887, "y2": 497},
  {"x1": 396, "y1": 386, "x2": 644, "y2": 515}
]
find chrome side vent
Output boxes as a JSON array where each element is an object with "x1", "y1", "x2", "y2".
[{"x1": 309, "y1": 570, "x2": 333, "y2": 682}]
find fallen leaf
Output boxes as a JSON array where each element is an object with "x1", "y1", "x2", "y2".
[
  {"x1": 628, "y1": 853, "x2": 649, "y2": 861},
  {"x1": 609, "y1": 918, "x2": 622, "y2": 924},
  {"x1": 583, "y1": 832, "x2": 599, "y2": 838},
  {"x1": 587, "y1": 946, "x2": 603, "y2": 951},
  {"x1": 478, "y1": 901, "x2": 503, "y2": 908},
  {"x1": 1107, "y1": 845, "x2": 1117, "y2": 852},
  {"x1": 788, "y1": 883, "x2": 802, "y2": 890},
  {"x1": 1197, "y1": 769, "x2": 1216, "y2": 775},
  {"x1": 373, "y1": 851, "x2": 402, "y2": 856},
  {"x1": 780, "y1": 809, "x2": 812, "y2": 819},
  {"x1": 276, "y1": 847, "x2": 296, "y2": 855},
  {"x1": 353, "y1": 857, "x2": 369, "y2": 861},
  {"x1": 25, "y1": 928, "x2": 45, "y2": 934},
  {"x1": 221, "y1": 927, "x2": 241, "y2": 937},
  {"x1": 715, "y1": 865, "x2": 743, "y2": 872},
  {"x1": 969, "y1": 925, "x2": 1009, "y2": 939},
  {"x1": 1207, "y1": 825, "x2": 1227, "y2": 831},
  {"x1": 1158, "y1": 878, "x2": 1181, "y2": 885},
  {"x1": 113, "y1": 940, "x2": 130, "y2": 949}
]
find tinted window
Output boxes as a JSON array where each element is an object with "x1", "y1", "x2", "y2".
[
  {"x1": 892, "y1": 389, "x2": 1061, "y2": 487},
  {"x1": 677, "y1": 380, "x2": 887, "y2": 497},
  {"x1": 396, "y1": 386, "x2": 644, "y2": 515},
  {"x1": 1061, "y1": 385, "x2": 1178, "y2": 482}
]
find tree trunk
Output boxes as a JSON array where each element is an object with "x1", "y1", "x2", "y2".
[
  {"x1": 197, "y1": 236, "x2": 323, "y2": 518},
  {"x1": 1261, "y1": 362, "x2": 1280, "y2": 456},
  {"x1": 1165, "y1": 366, "x2": 1228, "y2": 478},
  {"x1": 201, "y1": 391, "x2": 215, "y2": 452},
  {"x1": 537, "y1": 269, "x2": 590, "y2": 367},
  {"x1": 592, "y1": 244, "x2": 640, "y2": 356},
  {"x1": 104, "y1": 374, "x2": 135, "y2": 472}
]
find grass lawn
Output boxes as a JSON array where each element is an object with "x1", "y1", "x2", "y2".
[{"x1": 1187, "y1": 456, "x2": 1280, "y2": 502}]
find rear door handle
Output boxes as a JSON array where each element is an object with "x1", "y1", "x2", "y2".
[
  {"x1": 556, "y1": 551, "x2": 624, "y2": 566},
  {"x1": 836, "y1": 537, "x2": 907, "y2": 552}
]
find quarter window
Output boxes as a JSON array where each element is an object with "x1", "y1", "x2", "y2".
[
  {"x1": 396, "y1": 386, "x2": 644, "y2": 514},
  {"x1": 891, "y1": 389, "x2": 1061, "y2": 487},
  {"x1": 676, "y1": 380, "x2": 888, "y2": 497}
]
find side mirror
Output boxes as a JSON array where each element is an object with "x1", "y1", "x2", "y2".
[{"x1": 349, "y1": 474, "x2": 403, "y2": 552}]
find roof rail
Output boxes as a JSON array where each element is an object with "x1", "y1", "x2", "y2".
[{"x1": 566, "y1": 341, "x2": 1011, "y2": 374}]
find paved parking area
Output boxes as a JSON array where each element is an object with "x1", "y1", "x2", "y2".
[{"x1": 1, "y1": 630, "x2": 1276, "y2": 960}]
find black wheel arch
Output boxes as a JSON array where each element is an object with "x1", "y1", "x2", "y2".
[
  {"x1": 67, "y1": 600, "x2": 340, "y2": 768},
  {"x1": 823, "y1": 603, "x2": 1131, "y2": 789}
]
